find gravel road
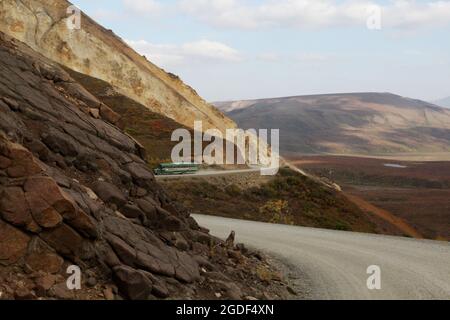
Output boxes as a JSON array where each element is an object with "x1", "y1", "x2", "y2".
[{"x1": 193, "y1": 214, "x2": 450, "y2": 300}]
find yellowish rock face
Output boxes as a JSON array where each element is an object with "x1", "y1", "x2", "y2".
[{"x1": 0, "y1": 0, "x2": 236, "y2": 133}]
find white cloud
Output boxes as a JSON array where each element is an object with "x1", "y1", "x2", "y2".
[
  {"x1": 126, "y1": 39, "x2": 242, "y2": 69},
  {"x1": 382, "y1": 0, "x2": 450, "y2": 29},
  {"x1": 181, "y1": 40, "x2": 241, "y2": 61},
  {"x1": 177, "y1": 0, "x2": 450, "y2": 30},
  {"x1": 122, "y1": 0, "x2": 163, "y2": 16},
  {"x1": 127, "y1": 41, "x2": 184, "y2": 67}
]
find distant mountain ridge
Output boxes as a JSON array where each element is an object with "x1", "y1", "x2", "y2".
[
  {"x1": 433, "y1": 96, "x2": 450, "y2": 108},
  {"x1": 215, "y1": 92, "x2": 450, "y2": 156}
]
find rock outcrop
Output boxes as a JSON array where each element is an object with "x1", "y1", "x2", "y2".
[
  {"x1": 0, "y1": 0, "x2": 279, "y2": 170},
  {"x1": 0, "y1": 0, "x2": 236, "y2": 134},
  {"x1": 0, "y1": 32, "x2": 291, "y2": 300}
]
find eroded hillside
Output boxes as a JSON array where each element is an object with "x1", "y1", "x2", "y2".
[
  {"x1": 0, "y1": 0, "x2": 236, "y2": 133},
  {"x1": 65, "y1": 68, "x2": 193, "y2": 166},
  {"x1": 0, "y1": 32, "x2": 292, "y2": 300}
]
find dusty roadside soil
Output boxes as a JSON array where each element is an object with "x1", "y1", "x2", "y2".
[{"x1": 343, "y1": 193, "x2": 423, "y2": 239}]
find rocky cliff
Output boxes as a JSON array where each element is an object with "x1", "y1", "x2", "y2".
[
  {"x1": 0, "y1": 32, "x2": 290, "y2": 300},
  {"x1": 0, "y1": 0, "x2": 236, "y2": 133}
]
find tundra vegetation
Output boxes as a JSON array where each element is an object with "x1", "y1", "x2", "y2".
[{"x1": 161, "y1": 168, "x2": 390, "y2": 234}]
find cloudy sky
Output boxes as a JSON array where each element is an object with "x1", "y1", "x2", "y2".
[{"x1": 71, "y1": 0, "x2": 450, "y2": 102}]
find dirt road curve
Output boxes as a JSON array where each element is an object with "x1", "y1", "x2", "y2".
[
  {"x1": 193, "y1": 214, "x2": 450, "y2": 300},
  {"x1": 155, "y1": 168, "x2": 261, "y2": 179}
]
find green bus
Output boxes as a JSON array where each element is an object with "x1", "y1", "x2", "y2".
[{"x1": 153, "y1": 162, "x2": 200, "y2": 176}]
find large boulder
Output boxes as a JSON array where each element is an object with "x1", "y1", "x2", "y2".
[
  {"x1": 113, "y1": 265, "x2": 153, "y2": 300},
  {"x1": 93, "y1": 181, "x2": 127, "y2": 208},
  {"x1": 2, "y1": 141, "x2": 42, "y2": 178},
  {"x1": 125, "y1": 162, "x2": 154, "y2": 187},
  {"x1": 0, "y1": 187, "x2": 34, "y2": 228},
  {"x1": 99, "y1": 104, "x2": 121, "y2": 125},
  {"x1": 0, "y1": 220, "x2": 31, "y2": 265}
]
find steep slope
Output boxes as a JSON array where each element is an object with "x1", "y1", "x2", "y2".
[
  {"x1": 64, "y1": 69, "x2": 250, "y2": 168},
  {"x1": 65, "y1": 68, "x2": 193, "y2": 166},
  {"x1": 0, "y1": 33, "x2": 291, "y2": 300},
  {"x1": 0, "y1": 0, "x2": 236, "y2": 133},
  {"x1": 216, "y1": 93, "x2": 450, "y2": 156}
]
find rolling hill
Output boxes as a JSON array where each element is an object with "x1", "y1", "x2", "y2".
[{"x1": 215, "y1": 93, "x2": 450, "y2": 157}]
